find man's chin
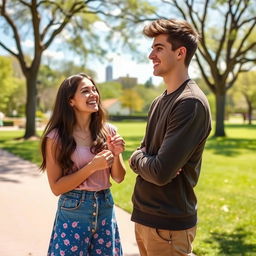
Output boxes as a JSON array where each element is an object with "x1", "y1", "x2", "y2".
[{"x1": 153, "y1": 71, "x2": 162, "y2": 77}]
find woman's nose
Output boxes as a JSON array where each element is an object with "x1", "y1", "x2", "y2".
[{"x1": 90, "y1": 91, "x2": 98, "y2": 97}]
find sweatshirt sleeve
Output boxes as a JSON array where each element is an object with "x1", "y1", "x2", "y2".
[
  {"x1": 138, "y1": 97, "x2": 159, "y2": 149},
  {"x1": 130, "y1": 98, "x2": 208, "y2": 186}
]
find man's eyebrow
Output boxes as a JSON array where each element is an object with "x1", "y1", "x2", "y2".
[{"x1": 151, "y1": 43, "x2": 165, "y2": 48}]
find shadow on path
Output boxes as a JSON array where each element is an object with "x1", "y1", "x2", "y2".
[{"x1": 0, "y1": 149, "x2": 39, "y2": 183}]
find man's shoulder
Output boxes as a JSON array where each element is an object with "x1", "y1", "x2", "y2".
[
  {"x1": 149, "y1": 92, "x2": 165, "y2": 110},
  {"x1": 176, "y1": 80, "x2": 210, "y2": 109}
]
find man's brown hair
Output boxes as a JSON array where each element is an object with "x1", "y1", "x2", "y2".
[{"x1": 143, "y1": 19, "x2": 200, "y2": 66}]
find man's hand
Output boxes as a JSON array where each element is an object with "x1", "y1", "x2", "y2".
[{"x1": 129, "y1": 147, "x2": 146, "y2": 167}]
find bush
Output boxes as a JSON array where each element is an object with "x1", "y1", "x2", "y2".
[{"x1": 3, "y1": 120, "x2": 14, "y2": 126}]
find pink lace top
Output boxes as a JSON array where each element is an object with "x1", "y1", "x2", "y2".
[{"x1": 47, "y1": 123, "x2": 116, "y2": 191}]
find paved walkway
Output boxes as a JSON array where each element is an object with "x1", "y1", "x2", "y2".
[{"x1": 0, "y1": 149, "x2": 139, "y2": 256}]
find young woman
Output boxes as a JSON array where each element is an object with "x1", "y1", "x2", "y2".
[{"x1": 40, "y1": 73, "x2": 126, "y2": 256}]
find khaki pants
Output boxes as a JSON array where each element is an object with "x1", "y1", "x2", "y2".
[{"x1": 135, "y1": 222, "x2": 196, "y2": 256}]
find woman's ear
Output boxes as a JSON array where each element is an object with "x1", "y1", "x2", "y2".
[{"x1": 69, "y1": 99, "x2": 74, "y2": 107}]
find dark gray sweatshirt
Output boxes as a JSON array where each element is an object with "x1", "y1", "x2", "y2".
[{"x1": 130, "y1": 79, "x2": 212, "y2": 230}]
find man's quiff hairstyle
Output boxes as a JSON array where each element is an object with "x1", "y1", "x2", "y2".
[{"x1": 143, "y1": 19, "x2": 200, "y2": 66}]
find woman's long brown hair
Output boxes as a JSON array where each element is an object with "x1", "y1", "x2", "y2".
[{"x1": 40, "y1": 73, "x2": 108, "y2": 175}]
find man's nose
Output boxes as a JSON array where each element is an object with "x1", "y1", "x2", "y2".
[{"x1": 148, "y1": 50, "x2": 155, "y2": 60}]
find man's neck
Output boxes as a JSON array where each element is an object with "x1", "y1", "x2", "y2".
[{"x1": 163, "y1": 70, "x2": 190, "y2": 94}]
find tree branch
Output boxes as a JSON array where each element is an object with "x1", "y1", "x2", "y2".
[
  {"x1": 195, "y1": 52, "x2": 216, "y2": 93},
  {"x1": 43, "y1": 2, "x2": 86, "y2": 49},
  {"x1": 163, "y1": 0, "x2": 186, "y2": 20},
  {"x1": 41, "y1": 17, "x2": 56, "y2": 41},
  {"x1": 235, "y1": 0, "x2": 250, "y2": 25},
  {"x1": 0, "y1": 0, "x2": 27, "y2": 71},
  {"x1": 0, "y1": 41, "x2": 18, "y2": 57},
  {"x1": 31, "y1": 0, "x2": 42, "y2": 54},
  {"x1": 238, "y1": 16, "x2": 256, "y2": 28},
  {"x1": 233, "y1": 0, "x2": 243, "y2": 18},
  {"x1": 225, "y1": 1, "x2": 238, "y2": 65},
  {"x1": 239, "y1": 56, "x2": 256, "y2": 63},
  {"x1": 234, "y1": 20, "x2": 256, "y2": 58},
  {"x1": 215, "y1": 3, "x2": 231, "y2": 64},
  {"x1": 17, "y1": 0, "x2": 31, "y2": 7},
  {"x1": 226, "y1": 63, "x2": 243, "y2": 90}
]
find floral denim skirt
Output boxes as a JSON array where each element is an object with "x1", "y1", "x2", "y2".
[{"x1": 47, "y1": 189, "x2": 123, "y2": 256}]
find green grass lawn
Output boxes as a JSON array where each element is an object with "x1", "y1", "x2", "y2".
[{"x1": 0, "y1": 122, "x2": 256, "y2": 255}]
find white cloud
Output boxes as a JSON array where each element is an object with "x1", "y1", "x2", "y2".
[
  {"x1": 93, "y1": 21, "x2": 110, "y2": 32},
  {"x1": 22, "y1": 39, "x2": 34, "y2": 48},
  {"x1": 44, "y1": 49, "x2": 64, "y2": 59}
]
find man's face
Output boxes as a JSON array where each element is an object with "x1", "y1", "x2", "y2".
[{"x1": 148, "y1": 34, "x2": 180, "y2": 78}]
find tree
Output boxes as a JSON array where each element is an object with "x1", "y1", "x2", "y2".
[
  {"x1": 0, "y1": 0, "x2": 154, "y2": 138},
  {"x1": 0, "y1": 56, "x2": 25, "y2": 115},
  {"x1": 97, "y1": 81, "x2": 123, "y2": 99},
  {"x1": 120, "y1": 89, "x2": 144, "y2": 114},
  {"x1": 0, "y1": 56, "x2": 14, "y2": 111},
  {"x1": 144, "y1": 0, "x2": 256, "y2": 136},
  {"x1": 136, "y1": 83, "x2": 164, "y2": 112},
  {"x1": 234, "y1": 71, "x2": 256, "y2": 124}
]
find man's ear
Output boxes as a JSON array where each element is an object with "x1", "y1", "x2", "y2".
[{"x1": 177, "y1": 46, "x2": 186, "y2": 59}]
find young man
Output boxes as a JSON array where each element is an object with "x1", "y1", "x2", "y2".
[{"x1": 129, "y1": 19, "x2": 212, "y2": 256}]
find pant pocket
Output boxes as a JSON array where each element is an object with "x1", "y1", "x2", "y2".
[
  {"x1": 60, "y1": 197, "x2": 81, "y2": 211},
  {"x1": 151, "y1": 228, "x2": 172, "y2": 243},
  {"x1": 171, "y1": 226, "x2": 196, "y2": 254}
]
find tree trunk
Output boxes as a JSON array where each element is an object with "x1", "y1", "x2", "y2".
[
  {"x1": 24, "y1": 72, "x2": 38, "y2": 139},
  {"x1": 215, "y1": 92, "x2": 226, "y2": 137},
  {"x1": 248, "y1": 102, "x2": 252, "y2": 125}
]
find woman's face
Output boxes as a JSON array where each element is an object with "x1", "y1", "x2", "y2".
[{"x1": 69, "y1": 77, "x2": 99, "y2": 114}]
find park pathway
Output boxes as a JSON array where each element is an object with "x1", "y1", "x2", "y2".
[{"x1": 0, "y1": 148, "x2": 139, "y2": 256}]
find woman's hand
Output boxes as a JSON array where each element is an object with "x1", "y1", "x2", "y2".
[
  {"x1": 107, "y1": 135, "x2": 125, "y2": 156},
  {"x1": 90, "y1": 150, "x2": 114, "y2": 170}
]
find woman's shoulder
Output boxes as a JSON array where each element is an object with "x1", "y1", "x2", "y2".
[
  {"x1": 104, "y1": 122, "x2": 117, "y2": 136},
  {"x1": 46, "y1": 128, "x2": 59, "y2": 140}
]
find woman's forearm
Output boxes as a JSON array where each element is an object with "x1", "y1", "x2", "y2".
[
  {"x1": 48, "y1": 162, "x2": 96, "y2": 196},
  {"x1": 110, "y1": 154, "x2": 126, "y2": 183}
]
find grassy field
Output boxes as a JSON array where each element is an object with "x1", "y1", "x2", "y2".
[{"x1": 0, "y1": 122, "x2": 256, "y2": 255}]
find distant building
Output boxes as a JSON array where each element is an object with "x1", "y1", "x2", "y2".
[
  {"x1": 102, "y1": 98, "x2": 130, "y2": 115},
  {"x1": 117, "y1": 74, "x2": 138, "y2": 89},
  {"x1": 105, "y1": 65, "x2": 113, "y2": 82}
]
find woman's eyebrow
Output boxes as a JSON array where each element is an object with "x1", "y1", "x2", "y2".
[{"x1": 80, "y1": 85, "x2": 95, "y2": 90}]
